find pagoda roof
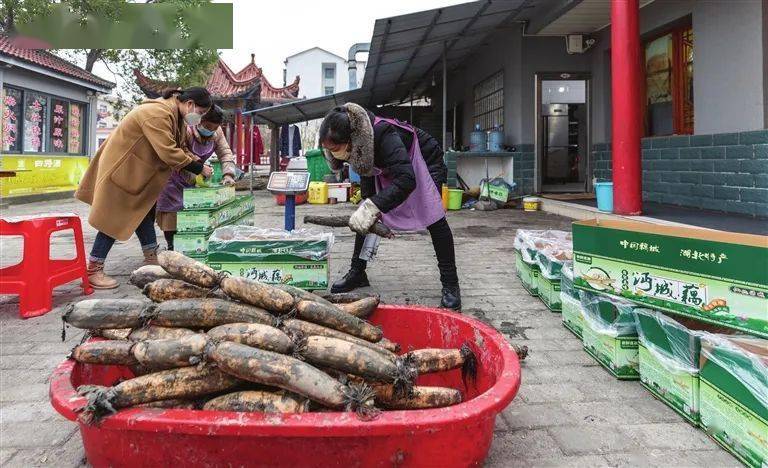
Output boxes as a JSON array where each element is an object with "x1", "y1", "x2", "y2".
[{"x1": 134, "y1": 54, "x2": 299, "y2": 104}]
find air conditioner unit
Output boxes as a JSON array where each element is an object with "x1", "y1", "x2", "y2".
[{"x1": 566, "y1": 35, "x2": 584, "y2": 54}]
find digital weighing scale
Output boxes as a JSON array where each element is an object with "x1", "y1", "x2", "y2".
[{"x1": 267, "y1": 171, "x2": 310, "y2": 231}]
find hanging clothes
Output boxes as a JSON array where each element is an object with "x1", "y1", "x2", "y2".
[
  {"x1": 252, "y1": 125, "x2": 264, "y2": 159},
  {"x1": 279, "y1": 124, "x2": 302, "y2": 157}
]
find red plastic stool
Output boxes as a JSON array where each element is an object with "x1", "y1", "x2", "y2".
[{"x1": 0, "y1": 213, "x2": 93, "y2": 318}]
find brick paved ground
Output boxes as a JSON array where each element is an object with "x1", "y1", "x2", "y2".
[{"x1": 0, "y1": 192, "x2": 739, "y2": 467}]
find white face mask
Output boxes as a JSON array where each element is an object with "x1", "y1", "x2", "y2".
[{"x1": 330, "y1": 146, "x2": 350, "y2": 161}]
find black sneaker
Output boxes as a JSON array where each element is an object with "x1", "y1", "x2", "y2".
[
  {"x1": 330, "y1": 269, "x2": 370, "y2": 293},
  {"x1": 440, "y1": 286, "x2": 462, "y2": 310}
]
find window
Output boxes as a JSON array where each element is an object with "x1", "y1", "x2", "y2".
[
  {"x1": 643, "y1": 24, "x2": 693, "y2": 136},
  {"x1": 473, "y1": 71, "x2": 504, "y2": 131},
  {"x1": 0, "y1": 85, "x2": 88, "y2": 155},
  {"x1": 324, "y1": 67, "x2": 335, "y2": 80},
  {"x1": 68, "y1": 103, "x2": 85, "y2": 154},
  {"x1": 1, "y1": 87, "x2": 22, "y2": 152},
  {"x1": 51, "y1": 99, "x2": 69, "y2": 152},
  {"x1": 23, "y1": 92, "x2": 48, "y2": 152},
  {"x1": 324, "y1": 87, "x2": 335, "y2": 96}
]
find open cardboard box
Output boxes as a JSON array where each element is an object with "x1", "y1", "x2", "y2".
[
  {"x1": 573, "y1": 219, "x2": 768, "y2": 338},
  {"x1": 699, "y1": 334, "x2": 768, "y2": 468}
]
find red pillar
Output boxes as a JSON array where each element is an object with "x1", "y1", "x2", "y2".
[
  {"x1": 245, "y1": 115, "x2": 253, "y2": 167},
  {"x1": 234, "y1": 110, "x2": 243, "y2": 168},
  {"x1": 611, "y1": 0, "x2": 643, "y2": 215}
]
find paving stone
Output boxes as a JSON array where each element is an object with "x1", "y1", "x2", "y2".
[
  {"x1": 0, "y1": 383, "x2": 49, "y2": 403},
  {"x1": 518, "y1": 383, "x2": 587, "y2": 404},
  {"x1": 0, "y1": 400, "x2": 59, "y2": 423},
  {"x1": 502, "y1": 402, "x2": 580, "y2": 430},
  {"x1": 516, "y1": 455, "x2": 611, "y2": 467},
  {"x1": 604, "y1": 449, "x2": 724, "y2": 467},
  {"x1": 485, "y1": 429, "x2": 564, "y2": 462},
  {"x1": 626, "y1": 396, "x2": 686, "y2": 423},
  {"x1": 561, "y1": 401, "x2": 647, "y2": 426},
  {"x1": 548, "y1": 425, "x2": 642, "y2": 455},
  {"x1": 621, "y1": 423, "x2": 713, "y2": 450},
  {"x1": 0, "y1": 449, "x2": 17, "y2": 465},
  {"x1": 0, "y1": 421, "x2": 77, "y2": 449},
  {"x1": 4, "y1": 433, "x2": 87, "y2": 468}
]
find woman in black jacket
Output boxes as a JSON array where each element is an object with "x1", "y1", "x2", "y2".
[{"x1": 320, "y1": 103, "x2": 460, "y2": 310}]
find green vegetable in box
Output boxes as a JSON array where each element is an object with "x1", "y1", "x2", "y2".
[
  {"x1": 572, "y1": 219, "x2": 768, "y2": 339},
  {"x1": 699, "y1": 334, "x2": 768, "y2": 468}
]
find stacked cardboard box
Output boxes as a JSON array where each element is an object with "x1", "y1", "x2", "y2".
[
  {"x1": 207, "y1": 226, "x2": 333, "y2": 290},
  {"x1": 513, "y1": 230, "x2": 572, "y2": 307},
  {"x1": 571, "y1": 219, "x2": 768, "y2": 464},
  {"x1": 175, "y1": 191, "x2": 254, "y2": 256}
]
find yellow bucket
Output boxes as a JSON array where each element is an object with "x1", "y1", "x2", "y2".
[
  {"x1": 441, "y1": 184, "x2": 449, "y2": 210},
  {"x1": 523, "y1": 197, "x2": 539, "y2": 212},
  {"x1": 308, "y1": 182, "x2": 328, "y2": 204}
]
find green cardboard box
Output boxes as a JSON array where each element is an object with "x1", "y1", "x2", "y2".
[
  {"x1": 177, "y1": 197, "x2": 252, "y2": 234},
  {"x1": 182, "y1": 185, "x2": 235, "y2": 209},
  {"x1": 207, "y1": 226, "x2": 333, "y2": 290},
  {"x1": 174, "y1": 211, "x2": 254, "y2": 256},
  {"x1": 699, "y1": 334, "x2": 768, "y2": 468},
  {"x1": 634, "y1": 309, "x2": 702, "y2": 424},
  {"x1": 516, "y1": 251, "x2": 539, "y2": 296},
  {"x1": 561, "y1": 292, "x2": 585, "y2": 338},
  {"x1": 538, "y1": 273, "x2": 562, "y2": 312},
  {"x1": 581, "y1": 291, "x2": 640, "y2": 379},
  {"x1": 573, "y1": 219, "x2": 768, "y2": 338}
]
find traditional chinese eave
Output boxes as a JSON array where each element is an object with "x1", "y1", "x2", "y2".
[{"x1": 133, "y1": 54, "x2": 300, "y2": 106}]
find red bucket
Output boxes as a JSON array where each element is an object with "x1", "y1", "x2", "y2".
[{"x1": 50, "y1": 305, "x2": 521, "y2": 467}]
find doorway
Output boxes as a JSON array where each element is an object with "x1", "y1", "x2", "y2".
[{"x1": 535, "y1": 74, "x2": 591, "y2": 193}]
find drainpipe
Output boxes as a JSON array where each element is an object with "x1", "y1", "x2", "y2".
[
  {"x1": 442, "y1": 42, "x2": 448, "y2": 152},
  {"x1": 348, "y1": 43, "x2": 370, "y2": 90},
  {"x1": 610, "y1": 0, "x2": 642, "y2": 215}
]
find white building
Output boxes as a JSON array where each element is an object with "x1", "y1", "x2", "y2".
[
  {"x1": 94, "y1": 95, "x2": 127, "y2": 149},
  {"x1": 284, "y1": 47, "x2": 367, "y2": 100}
]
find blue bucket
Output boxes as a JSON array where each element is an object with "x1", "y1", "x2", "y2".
[{"x1": 594, "y1": 182, "x2": 614, "y2": 212}]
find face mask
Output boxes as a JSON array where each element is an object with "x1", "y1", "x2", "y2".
[
  {"x1": 330, "y1": 146, "x2": 350, "y2": 161},
  {"x1": 183, "y1": 102, "x2": 203, "y2": 126},
  {"x1": 197, "y1": 126, "x2": 215, "y2": 137}
]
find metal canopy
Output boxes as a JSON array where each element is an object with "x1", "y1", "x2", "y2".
[{"x1": 251, "y1": 0, "x2": 531, "y2": 126}]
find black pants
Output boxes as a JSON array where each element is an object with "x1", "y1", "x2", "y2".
[
  {"x1": 350, "y1": 217, "x2": 459, "y2": 287},
  {"x1": 164, "y1": 231, "x2": 176, "y2": 251}
]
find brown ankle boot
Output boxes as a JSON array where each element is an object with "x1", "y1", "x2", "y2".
[
  {"x1": 87, "y1": 261, "x2": 119, "y2": 290},
  {"x1": 143, "y1": 248, "x2": 159, "y2": 266}
]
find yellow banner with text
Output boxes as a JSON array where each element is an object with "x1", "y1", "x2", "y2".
[{"x1": 0, "y1": 155, "x2": 90, "y2": 197}]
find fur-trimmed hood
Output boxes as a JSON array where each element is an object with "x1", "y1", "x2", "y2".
[{"x1": 323, "y1": 103, "x2": 375, "y2": 176}]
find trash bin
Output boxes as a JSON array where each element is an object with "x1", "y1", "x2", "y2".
[
  {"x1": 594, "y1": 182, "x2": 614, "y2": 213},
  {"x1": 447, "y1": 189, "x2": 463, "y2": 210}
]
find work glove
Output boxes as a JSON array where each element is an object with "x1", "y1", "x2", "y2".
[
  {"x1": 222, "y1": 174, "x2": 235, "y2": 186},
  {"x1": 348, "y1": 198, "x2": 381, "y2": 235}
]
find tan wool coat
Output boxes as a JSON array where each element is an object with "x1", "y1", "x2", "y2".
[{"x1": 75, "y1": 96, "x2": 194, "y2": 241}]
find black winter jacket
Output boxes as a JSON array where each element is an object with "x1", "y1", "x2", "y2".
[{"x1": 362, "y1": 113, "x2": 447, "y2": 213}]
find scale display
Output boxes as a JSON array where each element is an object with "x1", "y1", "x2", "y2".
[{"x1": 267, "y1": 171, "x2": 310, "y2": 194}]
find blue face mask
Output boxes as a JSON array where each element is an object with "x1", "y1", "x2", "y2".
[{"x1": 197, "y1": 126, "x2": 215, "y2": 137}]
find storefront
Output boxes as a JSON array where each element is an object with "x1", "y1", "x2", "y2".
[{"x1": 0, "y1": 37, "x2": 114, "y2": 199}]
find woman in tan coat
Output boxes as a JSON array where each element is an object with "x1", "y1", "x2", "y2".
[{"x1": 75, "y1": 87, "x2": 213, "y2": 289}]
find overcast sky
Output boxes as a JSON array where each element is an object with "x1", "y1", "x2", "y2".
[{"x1": 94, "y1": 0, "x2": 472, "y2": 93}]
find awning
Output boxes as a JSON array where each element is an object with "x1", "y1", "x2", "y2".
[{"x1": 250, "y1": 0, "x2": 533, "y2": 126}]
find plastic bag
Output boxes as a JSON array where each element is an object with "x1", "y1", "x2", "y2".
[
  {"x1": 580, "y1": 291, "x2": 638, "y2": 337},
  {"x1": 208, "y1": 226, "x2": 334, "y2": 261},
  {"x1": 560, "y1": 262, "x2": 579, "y2": 299},
  {"x1": 634, "y1": 308, "x2": 700, "y2": 373},
  {"x1": 699, "y1": 333, "x2": 768, "y2": 410}
]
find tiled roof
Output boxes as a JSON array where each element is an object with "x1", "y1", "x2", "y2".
[
  {"x1": 0, "y1": 35, "x2": 115, "y2": 89},
  {"x1": 134, "y1": 55, "x2": 300, "y2": 103}
]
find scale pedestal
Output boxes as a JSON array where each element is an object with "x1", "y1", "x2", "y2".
[{"x1": 267, "y1": 171, "x2": 310, "y2": 231}]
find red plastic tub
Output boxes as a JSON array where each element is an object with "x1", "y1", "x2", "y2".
[{"x1": 50, "y1": 305, "x2": 521, "y2": 467}]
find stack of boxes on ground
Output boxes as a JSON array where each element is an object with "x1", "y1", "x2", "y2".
[
  {"x1": 175, "y1": 185, "x2": 255, "y2": 260},
  {"x1": 207, "y1": 226, "x2": 333, "y2": 290},
  {"x1": 514, "y1": 223, "x2": 768, "y2": 468}
]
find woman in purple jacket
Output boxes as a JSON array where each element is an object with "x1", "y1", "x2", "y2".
[{"x1": 156, "y1": 105, "x2": 237, "y2": 250}]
